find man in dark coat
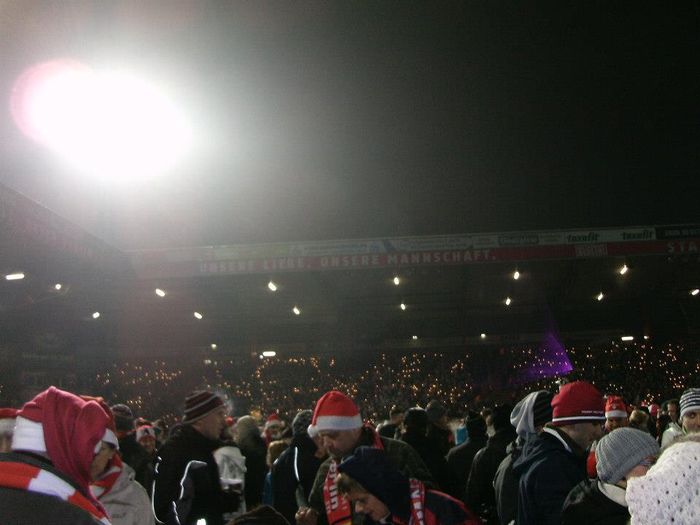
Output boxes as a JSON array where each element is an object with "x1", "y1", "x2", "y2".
[
  {"x1": 271, "y1": 409, "x2": 326, "y2": 524},
  {"x1": 152, "y1": 391, "x2": 239, "y2": 525},
  {"x1": 464, "y1": 405, "x2": 515, "y2": 523},
  {"x1": 447, "y1": 412, "x2": 487, "y2": 502},
  {"x1": 513, "y1": 381, "x2": 605, "y2": 525}
]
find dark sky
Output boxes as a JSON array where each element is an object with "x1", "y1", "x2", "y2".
[{"x1": 1, "y1": 2, "x2": 699, "y2": 250}]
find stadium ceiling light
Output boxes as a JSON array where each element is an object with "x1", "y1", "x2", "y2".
[
  {"x1": 596, "y1": 292, "x2": 604, "y2": 301},
  {"x1": 412, "y1": 335, "x2": 418, "y2": 340},
  {"x1": 480, "y1": 333, "x2": 486, "y2": 339},
  {"x1": 393, "y1": 276, "x2": 400, "y2": 286},
  {"x1": 210, "y1": 343, "x2": 217, "y2": 350},
  {"x1": 621, "y1": 336, "x2": 634, "y2": 341},
  {"x1": 267, "y1": 281, "x2": 278, "y2": 292},
  {"x1": 643, "y1": 335, "x2": 650, "y2": 340},
  {"x1": 193, "y1": 311, "x2": 203, "y2": 320},
  {"x1": 5, "y1": 273, "x2": 25, "y2": 281},
  {"x1": 292, "y1": 306, "x2": 301, "y2": 315},
  {"x1": 513, "y1": 270, "x2": 520, "y2": 280},
  {"x1": 262, "y1": 350, "x2": 276, "y2": 357},
  {"x1": 505, "y1": 297, "x2": 512, "y2": 306},
  {"x1": 691, "y1": 288, "x2": 700, "y2": 296},
  {"x1": 54, "y1": 283, "x2": 62, "y2": 291},
  {"x1": 619, "y1": 264, "x2": 628, "y2": 275},
  {"x1": 92, "y1": 311, "x2": 100, "y2": 319},
  {"x1": 155, "y1": 288, "x2": 166, "y2": 297},
  {"x1": 400, "y1": 302, "x2": 407, "y2": 311}
]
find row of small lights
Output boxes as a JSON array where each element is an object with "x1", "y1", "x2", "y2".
[{"x1": 4, "y1": 266, "x2": 699, "y2": 347}]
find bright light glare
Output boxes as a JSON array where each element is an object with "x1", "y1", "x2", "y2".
[
  {"x1": 5, "y1": 273, "x2": 25, "y2": 281},
  {"x1": 54, "y1": 283, "x2": 62, "y2": 290},
  {"x1": 480, "y1": 333, "x2": 486, "y2": 339},
  {"x1": 412, "y1": 335, "x2": 418, "y2": 340},
  {"x1": 11, "y1": 60, "x2": 191, "y2": 179},
  {"x1": 292, "y1": 306, "x2": 301, "y2": 315},
  {"x1": 513, "y1": 270, "x2": 520, "y2": 280},
  {"x1": 400, "y1": 303, "x2": 406, "y2": 311},
  {"x1": 505, "y1": 297, "x2": 512, "y2": 306},
  {"x1": 621, "y1": 336, "x2": 634, "y2": 341},
  {"x1": 393, "y1": 276, "x2": 400, "y2": 286},
  {"x1": 155, "y1": 288, "x2": 166, "y2": 297},
  {"x1": 597, "y1": 292, "x2": 604, "y2": 301},
  {"x1": 92, "y1": 311, "x2": 100, "y2": 319},
  {"x1": 193, "y1": 311, "x2": 203, "y2": 320},
  {"x1": 262, "y1": 350, "x2": 276, "y2": 357},
  {"x1": 268, "y1": 281, "x2": 278, "y2": 292},
  {"x1": 210, "y1": 344, "x2": 217, "y2": 350},
  {"x1": 691, "y1": 289, "x2": 700, "y2": 296},
  {"x1": 619, "y1": 264, "x2": 628, "y2": 275}
]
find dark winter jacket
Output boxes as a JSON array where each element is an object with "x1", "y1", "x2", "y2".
[
  {"x1": 338, "y1": 446, "x2": 481, "y2": 525},
  {"x1": 271, "y1": 433, "x2": 324, "y2": 525},
  {"x1": 512, "y1": 427, "x2": 588, "y2": 525},
  {"x1": 427, "y1": 423, "x2": 453, "y2": 457},
  {"x1": 446, "y1": 434, "x2": 488, "y2": 500},
  {"x1": 0, "y1": 452, "x2": 104, "y2": 525},
  {"x1": 401, "y1": 430, "x2": 456, "y2": 496},
  {"x1": 309, "y1": 427, "x2": 435, "y2": 525},
  {"x1": 562, "y1": 479, "x2": 630, "y2": 525},
  {"x1": 465, "y1": 427, "x2": 516, "y2": 523},
  {"x1": 492, "y1": 440, "x2": 521, "y2": 525},
  {"x1": 238, "y1": 433, "x2": 268, "y2": 510},
  {"x1": 153, "y1": 425, "x2": 239, "y2": 525}
]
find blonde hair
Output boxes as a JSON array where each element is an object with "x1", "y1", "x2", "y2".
[{"x1": 267, "y1": 440, "x2": 288, "y2": 467}]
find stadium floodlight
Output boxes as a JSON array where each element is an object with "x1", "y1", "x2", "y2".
[
  {"x1": 505, "y1": 297, "x2": 512, "y2": 306},
  {"x1": 10, "y1": 60, "x2": 192, "y2": 180},
  {"x1": 619, "y1": 264, "x2": 628, "y2": 275},
  {"x1": 412, "y1": 335, "x2": 418, "y2": 340},
  {"x1": 5, "y1": 273, "x2": 25, "y2": 281},
  {"x1": 210, "y1": 344, "x2": 217, "y2": 350},
  {"x1": 193, "y1": 311, "x2": 203, "y2": 320},
  {"x1": 621, "y1": 336, "x2": 634, "y2": 341},
  {"x1": 262, "y1": 350, "x2": 276, "y2": 357},
  {"x1": 513, "y1": 270, "x2": 520, "y2": 280},
  {"x1": 393, "y1": 276, "x2": 400, "y2": 286},
  {"x1": 267, "y1": 281, "x2": 278, "y2": 292},
  {"x1": 400, "y1": 303, "x2": 406, "y2": 311},
  {"x1": 92, "y1": 311, "x2": 100, "y2": 319},
  {"x1": 155, "y1": 288, "x2": 166, "y2": 297},
  {"x1": 597, "y1": 292, "x2": 604, "y2": 301},
  {"x1": 54, "y1": 283, "x2": 62, "y2": 291},
  {"x1": 292, "y1": 306, "x2": 301, "y2": 315},
  {"x1": 480, "y1": 333, "x2": 486, "y2": 339},
  {"x1": 691, "y1": 288, "x2": 700, "y2": 296}
]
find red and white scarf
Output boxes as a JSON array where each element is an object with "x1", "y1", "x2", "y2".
[
  {"x1": 407, "y1": 478, "x2": 427, "y2": 525},
  {"x1": 323, "y1": 426, "x2": 384, "y2": 525},
  {"x1": 0, "y1": 460, "x2": 111, "y2": 524},
  {"x1": 91, "y1": 454, "x2": 123, "y2": 499}
]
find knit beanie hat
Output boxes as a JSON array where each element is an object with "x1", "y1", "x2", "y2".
[
  {"x1": 679, "y1": 388, "x2": 700, "y2": 419},
  {"x1": 596, "y1": 428, "x2": 659, "y2": 483},
  {"x1": 0, "y1": 408, "x2": 17, "y2": 437},
  {"x1": 605, "y1": 396, "x2": 628, "y2": 419},
  {"x1": 292, "y1": 409, "x2": 313, "y2": 437},
  {"x1": 308, "y1": 391, "x2": 362, "y2": 438},
  {"x1": 183, "y1": 390, "x2": 225, "y2": 424},
  {"x1": 426, "y1": 400, "x2": 447, "y2": 423},
  {"x1": 627, "y1": 440, "x2": 700, "y2": 524},
  {"x1": 511, "y1": 391, "x2": 553, "y2": 438},
  {"x1": 551, "y1": 381, "x2": 605, "y2": 426},
  {"x1": 110, "y1": 403, "x2": 134, "y2": 433}
]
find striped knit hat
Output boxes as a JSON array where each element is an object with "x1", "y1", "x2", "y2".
[
  {"x1": 679, "y1": 388, "x2": 700, "y2": 419},
  {"x1": 551, "y1": 381, "x2": 605, "y2": 426},
  {"x1": 183, "y1": 390, "x2": 224, "y2": 424},
  {"x1": 308, "y1": 391, "x2": 362, "y2": 437}
]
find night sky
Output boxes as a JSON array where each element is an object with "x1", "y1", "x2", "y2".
[{"x1": 1, "y1": 2, "x2": 699, "y2": 250}]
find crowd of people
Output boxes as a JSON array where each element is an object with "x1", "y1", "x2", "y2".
[{"x1": 1, "y1": 373, "x2": 700, "y2": 524}]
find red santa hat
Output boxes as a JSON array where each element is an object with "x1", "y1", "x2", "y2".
[
  {"x1": 308, "y1": 390, "x2": 362, "y2": 437},
  {"x1": 605, "y1": 395, "x2": 628, "y2": 419},
  {"x1": 136, "y1": 424, "x2": 157, "y2": 443},
  {"x1": 0, "y1": 408, "x2": 17, "y2": 437},
  {"x1": 551, "y1": 381, "x2": 605, "y2": 426},
  {"x1": 12, "y1": 387, "x2": 111, "y2": 510},
  {"x1": 265, "y1": 413, "x2": 282, "y2": 429}
]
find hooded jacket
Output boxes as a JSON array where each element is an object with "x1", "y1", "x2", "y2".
[
  {"x1": 96, "y1": 462, "x2": 155, "y2": 525},
  {"x1": 512, "y1": 427, "x2": 587, "y2": 525},
  {"x1": 338, "y1": 447, "x2": 480, "y2": 525}
]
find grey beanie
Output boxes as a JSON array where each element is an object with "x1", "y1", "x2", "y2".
[
  {"x1": 596, "y1": 427, "x2": 660, "y2": 484},
  {"x1": 292, "y1": 409, "x2": 313, "y2": 437}
]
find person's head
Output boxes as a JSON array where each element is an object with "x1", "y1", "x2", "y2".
[
  {"x1": 267, "y1": 439, "x2": 288, "y2": 468},
  {"x1": 110, "y1": 403, "x2": 134, "y2": 434},
  {"x1": 596, "y1": 428, "x2": 659, "y2": 488},
  {"x1": 136, "y1": 424, "x2": 158, "y2": 454},
  {"x1": 403, "y1": 407, "x2": 429, "y2": 436},
  {"x1": 264, "y1": 414, "x2": 284, "y2": 440},
  {"x1": 551, "y1": 381, "x2": 605, "y2": 449},
  {"x1": 235, "y1": 415, "x2": 262, "y2": 446},
  {"x1": 426, "y1": 400, "x2": 449, "y2": 428},
  {"x1": 510, "y1": 390, "x2": 553, "y2": 440},
  {"x1": 628, "y1": 409, "x2": 650, "y2": 432},
  {"x1": 626, "y1": 437, "x2": 700, "y2": 524},
  {"x1": 0, "y1": 408, "x2": 17, "y2": 453},
  {"x1": 491, "y1": 404, "x2": 513, "y2": 432},
  {"x1": 662, "y1": 399, "x2": 679, "y2": 423},
  {"x1": 679, "y1": 388, "x2": 700, "y2": 435},
  {"x1": 465, "y1": 410, "x2": 487, "y2": 441},
  {"x1": 229, "y1": 504, "x2": 291, "y2": 525},
  {"x1": 183, "y1": 390, "x2": 227, "y2": 441},
  {"x1": 90, "y1": 441, "x2": 117, "y2": 481},
  {"x1": 338, "y1": 447, "x2": 410, "y2": 521},
  {"x1": 389, "y1": 405, "x2": 404, "y2": 424},
  {"x1": 153, "y1": 418, "x2": 168, "y2": 444},
  {"x1": 604, "y1": 395, "x2": 629, "y2": 432},
  {"x1": 292, "y1": 409, "x2": 314, "y2": 437},
  {"x1": 308, "y1": 391, "x2": 363, "y2": 458}
]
